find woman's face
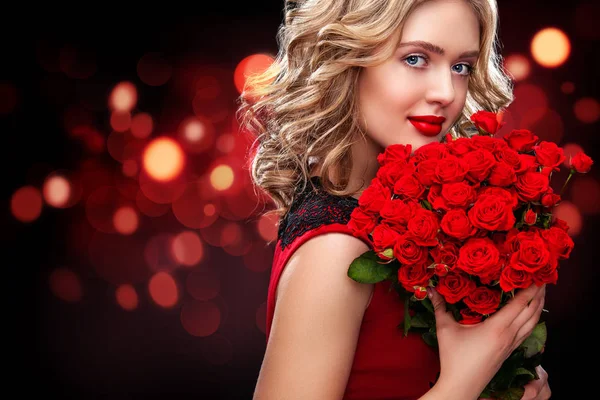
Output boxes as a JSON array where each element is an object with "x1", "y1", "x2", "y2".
[{"x1": 357, "y1": 0, "x2": 480, "y2": 152}]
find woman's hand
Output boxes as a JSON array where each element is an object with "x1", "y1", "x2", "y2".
[
  {"x1": 426, "y1": 283, "x2": 546, "y2": 400},
  {"x1": 521, "y1": 365, "x2": 551, "y2": 400}
]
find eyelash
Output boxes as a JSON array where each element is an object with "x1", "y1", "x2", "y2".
[{"x1": 402, "y1": 54, "x2": 475, "y2": 77}]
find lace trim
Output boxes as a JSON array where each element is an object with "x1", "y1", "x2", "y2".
[{"x1": 277, "y1": 176, "x2": 359, "y2": 250}]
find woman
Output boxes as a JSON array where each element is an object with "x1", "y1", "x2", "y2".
[{"x1": 238, "y1": 0, "x2": 551, "y2": 399}]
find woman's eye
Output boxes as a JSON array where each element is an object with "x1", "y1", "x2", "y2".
[
  {"x1": 453, "y1": 63, "x2": 473, "y2": 76},
  {"x1": 404, "y1": 55, "x2": 427, "y2": 67}
]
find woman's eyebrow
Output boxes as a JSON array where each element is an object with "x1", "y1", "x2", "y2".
[{"x1": 397, "y1": 40, "x2": 479, "y2": 58}]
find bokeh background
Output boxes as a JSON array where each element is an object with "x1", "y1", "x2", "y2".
[{"x1": 3, "y1": 2, "x2": 599, "y2": 399}]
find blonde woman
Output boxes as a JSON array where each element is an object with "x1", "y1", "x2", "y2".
[{"x1": 238, "y1": 0, "x2": 551, "y2": 399}]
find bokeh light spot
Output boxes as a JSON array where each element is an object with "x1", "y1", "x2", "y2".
[
  {"x1": 504, "y1": 54, "x2": 531, "y2": 81},
  {"x1": 113, "y1": 206, "x2": 139, "y2": 235},
  {"x1": 49, "y1": 268, "x2": 83, "y2": 303},
  {"x1": 142, "y1": 137, "x2": 185, "y2": 182},
  {"x1": 571, "y1": 177, "x2": 600, "y2": 215},
  {"x1": 148, "y1": 271, "x2": 179, "y2": 308},
  {"x1": 11, "y1": 186, "x2": 43, "y2": 223},
  {"x1": 553, "y1": 201, "x2": 582, "y2": 236},
  {"x1": 531, "y1": 27, "x2": 571, "y2": 68},
  {"x1": 257, "y1": 213, "x2": 278, "y2": 242},
  {"x1": 43, "y1": 175, "x2": 71, "y2": 208},
  {"x1": 234, "y1": 54, "x2": 275, "y2": 94},
  {"x1": 180, "y1": 299, "x2": 221, "y2": 337},
  {"x1": 116, "y1": 284, "x2": 139, "y2": 311},
  {"x1": 131, "y1": 112, "x2": 154, "y2": 138},
  {"x1": 210, "y1": 165, "x2": 234, "y2": 191},
  {"x1": 109, "y1": 81, "x2": 137, "y2": 112},
  {"x1": 172, "y1": 231, "x2": 205, "y2": 267},
  {"x1": 573, "y1": 97, "x2": 600, "y2": 124}
]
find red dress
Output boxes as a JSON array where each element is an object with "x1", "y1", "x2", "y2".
[{"x1": 265, "y1": 177, "x2": 441, "y2": 400}]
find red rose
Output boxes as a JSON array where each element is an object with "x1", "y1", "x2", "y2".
[
  {"x1": 397, "y1": 262, "x2": 434, "y2": 292},
  {"x1": 358, "y1": 178, "x2": 391, "y2": 214},
  {"x1": 448, "y1": 137, "x2": 475, "y2": 156},
  {"x1": 436, "y1": 270, "x2": 476, "y2": 303},
  {"x1": 441, "y1": 209, "x2": 477, "y2": 240},
  {"x1": 377, "y1": 144, "x2": 412, "y2": 166},
  {"x1": 463, "y1": 149, "x2": 497, "y2": 182},
  {"x1": 478, "y1": 186, "x2": 519, "y2": 209},
  {"x1": 348, "y1": 207, "x2": 378, "y2": 237},
  {"x1": 499, "y1": 262, "x2": 534, "y2": 292},
  {"x1": 503, "y1": 129, "x2": 539, "y2": 152},
  {"x1": 431, "y1": 241, "x2": 460, "y2": 269},
  {"x1": 468, "y1": 194, "x2": 516, "y2": 231},
  {"x1": 459, "y1": 308, "x2": 483, "y2": 325},
  {"x1": 412, "y1": 142, "x2": 449, "y2": 163},
  {"x1": 515, "y1": 154, "x2": 539, "y2": 174},
  {"x1": 551, "y1": 217, "x2": 570, "y2": 232},
  {"x1": 570, "y1": 151, "x2": 594, "y2": 173},
  {"x1": 380, "y1": 199, "x2": 416, "y2": 229},
  {"x1": 407, "y1": 208, "x2": 440, "y2": 246},
  {"x1": 495, "y1": 146, "x2": 521, "y2": 170},
  {"x1": 541, "y1": 192, "x2": 561, "y2": 208},
  {"x1": 394, "y1": 174, "x2": 425, "y2": 199},
  {"x1": 534, "y1": 141, "x2": 566, "y2": 171},
  {"x1": 463, "y1": 286, "x2": 501, "y2": 315},
  {"x1": 512, "y1": 235, "x2": 551, "y2": 273},
  {"x1": 457, "y1": 237, "x2": 500, "y2": 277},
  {"x1": 436, "y1": 181, "x2": 476, "y2": 210},
  {"x1": 471, "y1": 135, "x2": 507, "y2": 152},
  {"x1": 377, "y1": 161, "x2": 413, "y2": 188},
  {"x1": 414, "y1": 286, "x2": 428, "y2": 300},
  {"x1": 487, "y1": 162, "x2": 517, "y2": 187},
  {"x1": 371, "y1": 224, "x2": 401, "y2": 257},
  {"x1": 470, "y1": 111, "x2": 504, "y2": 135},
  {"x1": 433, "y1": 156, "x2": 469, "y2": 184},
  {"x1": 415, "y1": 159, "x2": 439, "y2": 186},
  {"x1": 434, "y1": 263, "x2": 450, "y2": 276},
  {"x1": 524, "y1": 209, "x2": 537, "y2": 225},
  {"x1": 533, "y1": 258, "x2": 559, "y2": 285},
  {"x1": 515, "y1": 171, "x2": 549, "y2": 202},
  {"x1": 542, "y1": 226, "x2": 574, "y2": 260},
  {"x1": 479, "y1": 255, "x2": 504, "y2": 285},
  {"x1": 394, "y1": 235, "x2": 429, "y2": 265}
]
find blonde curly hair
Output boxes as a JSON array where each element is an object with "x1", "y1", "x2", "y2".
[{"x1": 236, "y1": 0, "x2": 514, "y2": 221}]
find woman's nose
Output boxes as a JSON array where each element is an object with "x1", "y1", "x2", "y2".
[{"x1": 425, "y1": 68, "x2": 456, "y2": 107}]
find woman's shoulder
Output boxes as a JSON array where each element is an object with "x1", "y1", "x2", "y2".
[{"x1": 276, "y1": 176, "x2": 360, "y2": 251}]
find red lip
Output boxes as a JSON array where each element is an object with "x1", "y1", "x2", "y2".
[{"x1": 407, "y1": 115, "x2": 446, "y2": 124}]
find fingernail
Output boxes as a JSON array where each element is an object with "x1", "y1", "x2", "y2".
[{"x1": 427, "y1": 287, "x2": 433, "y2": 299}]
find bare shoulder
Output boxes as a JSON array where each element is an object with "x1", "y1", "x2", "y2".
[{"x1": 253, "y1": 232, "x2": 374, "y2": 399}]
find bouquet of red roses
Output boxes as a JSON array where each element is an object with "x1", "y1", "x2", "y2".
[{"x1": 347, "y1": 111, "x2": 594, "y2": 399}]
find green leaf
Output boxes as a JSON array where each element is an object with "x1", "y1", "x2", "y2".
[
  {"x1": 519, "y1": 322, "x2": 547, "y2": 358},
  {"x1": 421, "y1": 331, "x2": 438, "y2": 347},
  {"x1": 409, "y1": 312, "x2": 432, "y2": 328},
  {"x1": 514, "y1": 368, "x2": 535, "y2": 379},
  {"x1": 421, "y1": 297, "x2": 435, "y2": 313},
  {"x1": 421, "y1": 199, "x2": 433, "y2": 210},
  {"x1": 348, "y1": 251, "x2": 395, "y2": 284},
  {"x1": 403, "y1": 297, "x2": 411, "y2": 336},
  {"x1": 493, "y1": 387, "x2": 526, "y2": 400}
]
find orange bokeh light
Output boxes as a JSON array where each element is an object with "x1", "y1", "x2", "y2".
[
  {"x1": 234, "y1": 54, "x2": 275, "y2": 94},
  {"x1": 142, "y1": 137, "x2": 185, "y2": 182},
  {"x1": 504, "y1": 54, "x2": 531, "y2": 81},
  {"x1": 172, "y1": 231, "x2": 205, "y2": 267},
  {"x1": 109, "y1": 81, "x2": 137, "y2": 112},
  {"x1": 116, "y1": 284, "x2": 139, "y2": 311},
  {"x1": 210, "y1": 165, "x2": 234, "y2": 191},
  {"x1": 148, "y1": 271, "x2": 179, "y2": 308},
  {"x1": 113, "y1": 206, "x2": 139, "y2": 235},
  {"x1": 531, "y1": 27, "x2": 571, "y2": 68},
  {"x1": 11, "y1": 186, "x2": 43, "y2": 223},
  {"x1": 43, "y1": 175, "x2": 71, "y2": 208},
  {"x1": 123, "y1": 160, "x2": 138, "y2": 177}
]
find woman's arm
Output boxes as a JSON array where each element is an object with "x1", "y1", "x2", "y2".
[{"x1": 253, "y1": 233, "x2": 374, "y2": 400}]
